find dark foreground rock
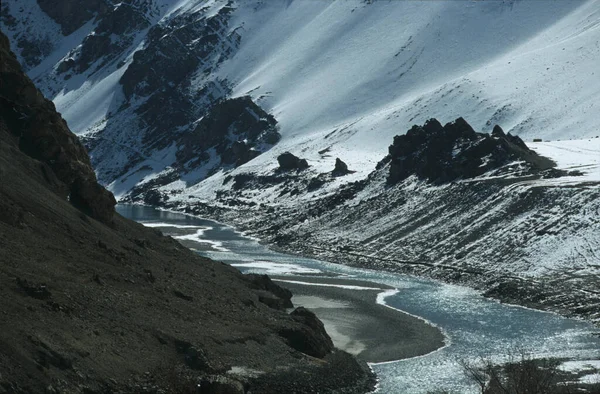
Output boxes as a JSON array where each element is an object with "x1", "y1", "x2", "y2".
[
  {"x1": 0, "y1": 32, "x2": 116, "y2": 224},
  {"x1": 280, "y1": 307, "x2": 335, "y2": 358},
  {"x1": 245, "y1": 274, "x2": 293, "y2": 309},
  {"x1": 0, "y1": 31, "x2": 375, "y2": 394}
]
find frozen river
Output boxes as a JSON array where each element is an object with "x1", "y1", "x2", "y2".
[{"x1": 118, "y1": 205, "x2": 600, "y2": 393}]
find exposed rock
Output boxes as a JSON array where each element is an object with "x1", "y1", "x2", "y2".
[
  {"x1": 173, "y1": 289, "x2": 194, "y2": 302},
  {"x1": 31, "y1": 338, "x2": 73, "y2": 371},
  {"x1": 70, "y1": 178, "x2": 117, "y2": 225},
  {"x1": 332, "y1": 157, "x2": 351, "y2": 176},
  {"x1": 279, "y1": 307, "x2": 334, "y2": 358},
  {"x1": 59, "y1": 2, "x2": 151, "y2": 74},
  {"x1": 245, "y1": 274, "x2": 293, "y2": 309},
  {"x1": 255, "y1": 291, "x2": 288, "y2": 310},
  {"x1": 277, "y1": 152, "x2": 309, "y2": 171},
  {"x1": 16, "y1": 278, "x2": 51, "y2": 300},
  {"x1": 0, "y1": 32, "x2": 116, "y2": 224},
  {"x1": 307, "y1": 176, "x2": 328, "y2": 191},
  {"x1": 178, "y1": 96, "x2": 280, "y2": 169},
  {"x1": 492, "y1": 124, "x2": 505, "y2": 138},
  {"x1": 199, "y1": 375, "x2": 245, "y2": 394},
  {"x1": 384, "y1": 117, "x2": 555, "y2": 184}
]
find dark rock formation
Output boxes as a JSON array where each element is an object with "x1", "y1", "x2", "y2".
[
  {"x1": 0, "y1": 32, "x2": 116, "y2": 224},
  {"x1": 332, "y1": 157, "x2": 351, "y2": 176},
  {"x1": 199, "y1": 375, "x2": 245, "y2": 394},
  {"x1": 277, "y1": 152, "x2": 309, "y2": 171},
  {"x1": 124, "y1": 95, "x2": 280, "y2": 204},
  {"x1": 279, "y1": 307, "x2": 335, "y2": 358},
  {"x1": 36, "y1": 0, "x2": 111, "y2": 36},
  {"x1": 383, "y1": 118, "x2": 555, "y2": 185},
  {"x1": 117, "y1": 5, "x2": 240, "y2": 146},
  {"x1": 178, "y1": 96, "x2": 280, "y2": 168},
  {"x1": 56, "y1": 2, "x2": 151, "y2": 75},
  {"x1": 245, "y1": 274, "x2": 293, "y2": 309}
]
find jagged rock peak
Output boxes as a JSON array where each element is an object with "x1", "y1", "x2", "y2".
[
  {"x1": 492, "y1": 124, "x2": 506, "y2": 137},
  {"x1": 384, "y1": 117, "x2": 554, "y2": 185},
  {"x1": 333, "y1": 158, "x2": 350, "y2": 176}
]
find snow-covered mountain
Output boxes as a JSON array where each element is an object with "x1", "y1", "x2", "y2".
[
  {"x1": 3, "y1": 0, "x2": 600, "y2": 321},
  {"x1": 3, "y1": 0, "x2": 599, "y2": 193}
]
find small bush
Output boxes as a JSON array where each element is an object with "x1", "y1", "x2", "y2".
[{"x1": 458, "y1": 351, "x2": 575, "y2": 394}]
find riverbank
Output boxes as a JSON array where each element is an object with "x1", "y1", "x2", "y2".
[
  {"x1": 120, "y1": 204, "x2": 600, "y2": 393},
  {"x1": 127, "y1": 210, "x2": 448, "y2": 364},
  {"x1": 273, "y1": 276, "x2": 446, "y2": 363}
]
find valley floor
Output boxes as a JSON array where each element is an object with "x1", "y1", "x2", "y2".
[{"x1": 154, "y1": 137, "x2": 600, "y2": 328}]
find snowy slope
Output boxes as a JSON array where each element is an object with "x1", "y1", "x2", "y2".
[
  {"x1": 215, "y1": 0, "x2": 600, "y2": 184},
  {"x1": 3, "y1": 0, "x2": 600, "y2": 194}
]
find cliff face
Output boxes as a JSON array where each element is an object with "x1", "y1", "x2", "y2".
[
  {"x1": 0, "y1": 32, "x2": 373, "y2": 393},
  {"x1": 0, "y1": 33, "x2": 116, "y2": 224}
]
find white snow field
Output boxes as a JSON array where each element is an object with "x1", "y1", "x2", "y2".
[
  {"x1": 210, "y1": 0, "x2": 600, "y2": 184},
  {"x1": 530, "y1": 138, "x2": 600, "y2": 184}
]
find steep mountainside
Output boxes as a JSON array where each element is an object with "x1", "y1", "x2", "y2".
[
  {"x1": 2, "y1": 0, "x2": 599, "y2": 326},
  {"x1": 0, "y1": 32, "x2": 373, "y2": 393}
]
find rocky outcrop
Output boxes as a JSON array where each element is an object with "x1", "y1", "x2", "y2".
[
  {"x1": 333, "y1": 157, "x2": 351, "y2": 176},
  {"x1": 178, "y1": 96, "x2": 280, "y2": 169},
  {"x1": 383, "y1": 118, "x2": 555, "y2": 184},
  {"x1": 245, "y1": 274, "x2": 293, "y2": 310},
  {"x1": 277, "y1": 152, "x2": 309, "y2": 171},
  {"x1": 0, "y1": 32, "x2": 116, "y2": 224},
  {"x1": 117, "y1": 5, "x2": 240, "y2": 147},
  {"x1": 279, "y1": 307, "x2": 335, "y2": 358}
]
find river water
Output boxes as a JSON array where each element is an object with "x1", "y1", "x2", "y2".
[{"x1": 117, "y1": 205, "x2": 600, "y2": 393}]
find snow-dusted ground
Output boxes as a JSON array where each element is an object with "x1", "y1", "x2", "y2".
[{"x1": 530, "y1": 138, "x2": 600, "y2": 184}]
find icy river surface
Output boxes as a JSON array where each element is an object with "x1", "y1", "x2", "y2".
[{"x1": 118, "y1": 205, "x2": 600, "y2": 393}]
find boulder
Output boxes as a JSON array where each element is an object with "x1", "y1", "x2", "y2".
[
  {"x1": 70, "y1": 178, "x2": 117, "y2": 225},
  {"x1": 277, "y1": 152, "x2": 309, "y2": 171},
  {"x1": 332, "y1": 157, "x2": 350, "y2": 176},
  {"x1": 278, "y1": 307, "x2": 334, "y2": 358}
]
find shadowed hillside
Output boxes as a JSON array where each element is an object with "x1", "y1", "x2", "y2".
[{"x1": 0, "y1": 31, "x2": 374, "y2": 394}]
